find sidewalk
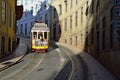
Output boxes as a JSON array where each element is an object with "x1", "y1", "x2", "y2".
[
  {"x1": 0, "y1": 38, "x2": 28, "y2": 71},
  {"x1": 56, "y1": 42, "x2": 119, "y2": 80}
]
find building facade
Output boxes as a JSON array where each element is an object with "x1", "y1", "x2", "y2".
[
  {"x1": 16, "y1": 0, "x2": 41, "y2": 38},
  {"x1": 35, "y1": 0, "x2": 51, "y2": 28},
  {"x1": 0, "y1": 0, "x2": 16, "y2": 58},
  {"x1": 17, "y1": 11, "x2": 35, "y2": 37},
  {"x1": 50, "y1": 0, "x2": 120, "y2": 79}
]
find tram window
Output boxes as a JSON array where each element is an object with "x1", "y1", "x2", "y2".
[
  {"x1": 33, "y1": 32, "x2": 37, "y2": 39},
  {"x1": 38, "y1": 32, "x2": 43, "y2": 39},
  {"x1": 44, "y1": 32, "x2": 47, "y2": 39}
]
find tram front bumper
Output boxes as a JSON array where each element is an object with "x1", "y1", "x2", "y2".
[{"x1": 32, "y1": 45, "x2": 48, "y2": 49}]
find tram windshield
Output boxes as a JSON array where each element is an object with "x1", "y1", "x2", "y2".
[
  {"x1": 44, "y1": 32, "x2": 47, "y2": 39},
  {"x1": 32, "y1": 31, "x2": 48, "y2": 41},
  {"x1": 33, "y1": 32, "x2": 37, "y2": 39},
  {"x1": 38, "y1": 32, "x2": 43, "y2": 39}
]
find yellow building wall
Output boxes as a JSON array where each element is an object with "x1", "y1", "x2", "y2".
[{"x1": 0, "y1": 0, "x2": 16, "y2": 58}]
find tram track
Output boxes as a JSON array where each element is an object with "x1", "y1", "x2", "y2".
[
  {"x1": 51, "y1": 48, "x2": 64, "y2": 80},
  {"x1": 61, "y1": 48, "x2": 74, "y2": 80},
  {"x1": 53, "y1": 48, "x2": 73, "y2": 80},
  {"x1": 22, "y1": 53, "x2": 45, "y2": 78},
  {"x1": 54, "y1": 46, "x2": 85, "y2": 80},
  {"x1": 0, "y1": 45, "x2": 85, "y2": 80},
  {"x1": 63, "y1": 46, "x2": 85, "y2": 80},
  {"x1": 1, "y1": 52, "x2": 45, "y2": 80}
]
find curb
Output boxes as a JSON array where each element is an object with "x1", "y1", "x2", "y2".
[
  {"x1": 0, "y1": 41, "x2": 29, "y2": 72},
  {"x1": 55, "y1": 42, "x2": 118, "y2": 80}
]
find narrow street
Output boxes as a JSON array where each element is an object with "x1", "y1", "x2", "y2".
[
  {"x1": 0, "y1": 38, "x2": 118, "y2": 80},
  {"x1": 0, "y1": 0, "x2": 120, "y2": 79}
]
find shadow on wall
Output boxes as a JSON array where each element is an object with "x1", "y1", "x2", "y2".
[
  {"x1": 48, "y1": 5, "x2": 61, "y2": 50},
  {"x1": 49, "y1": 5, "x2": 61, "y2": 42},
  {"x1": 83, "y1": 1, "x2": 120, "y2": 79}
]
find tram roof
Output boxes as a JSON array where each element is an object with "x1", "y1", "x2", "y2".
[
  {"x1": 32, "y1": 22, "x2": 48, "y2": 29},
  {"x1": 31, "y1": 22, "x2": 49, "y2": 32}
]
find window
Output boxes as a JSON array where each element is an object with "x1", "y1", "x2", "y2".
[
  {"x1": 103, "y1": 16, "x2": 106, "y2": 28},
  {"x1": 25, "y1": 23, "x2": 27, "y2": 35},
  {"x1": 44, "y1": 4, "x2": 47, "y2": 9},
  {"x1": 86, "y1": 1, "x2": 89, "y2": 16},
  {"x1": 12, "y1": 40, "x2": 14, "y2": 51},
  {"x1": 38, "y1": 32, "x2": 43, "y2": 39},
  {"x1": 75, "y1": 11, "x2": 78, "y2": 26},
  {"x1": 110, "y1": 25, "x2": 113, "y2": 48},
  {"x1": 44, "y1": 32, "x2": 47, "y2": 39},
  {"x1": 45, "y1": 14, "x2": 48, "y2": 25},
  {"x1": 65, "y1": 39, "x2": 67, "y2": 43},
  {"x1": 59, "y1": 4, "x2": 62, "y2": 15},
  {"x1": 96, "y1": 0, "x2": 99, "y2": 12},
  {"x1": 75, "y1": 36, "x2": 77, "y2": 46},
  {"x1": 33, "y1": 32, "x2": 37, "y2": 39},
  {"x1": 25, "y1": 11, "x2": 27, "y2": 17},
  {"x1": 53, "y1": 25, "x2": 56, "y2": 40},
  {"x1": 111, "y1": 7, "x2": 113, "y2": 21},
  {"x1": 102, "y1": 30, "x2": 106, "y2": 50},
  {"x1": 91, "y1": 0, "x2": 94, "y2": 13},
  {"x1": 85, "y1": 32, "x2": 88, "y2": 46},
  {"x1": 96, "y1": 31, "x2": 100, "y2": 53},
  {"x1": 8, "y1": 38, "x2": 11, "y2": 52},
  {"x1": 64, "y1": 0, "x2": 67, "y2": 12},
  {"x1": 70, "y1": 38, "x2": 72, "y2": 45},
  {"x1": 81, "y1": 7, "x2": 83, "y2": 23},
  {"x1": 81, "y1": 34, "x2": 83, "y2": 46},
  {"x1": 65, "y1": 19, "x2": 67, "y2": 31},
  {"x1": 31, "y1": 7, "x2": 33, "y2": 15},
  {"x1": 91, "y1": 28, "x2": 94, "y2": 44},
  {"x1": 54, "y1": 8, "x2": 56, "y2": 18},
  {"x1": 1, "y1": 37, "x2": 5, "y2": 55},
  {"x1": 21, "y1": 24, "x2": 23, "y2": 35},
  {"x1": 96, "y1": 23, "x2": 99, "y2": 30},
  {"x1": 2, "y1": 0, "x2": 6, "y2": 23},
  {"x1": 70, "y1": 15, "x2": 72, "y2": 29}
]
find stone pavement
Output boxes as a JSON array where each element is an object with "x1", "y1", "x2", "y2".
[
  {"x1": 56, "y1": 42, "x2": 119, "y2": 80},
  {"x1": 0, "y1": 38, "x2": 28, "y2": 71}
]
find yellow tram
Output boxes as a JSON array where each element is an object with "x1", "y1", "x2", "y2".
[{"x1": 30, "y1": 21, "x2": 50, "y2": 52}]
